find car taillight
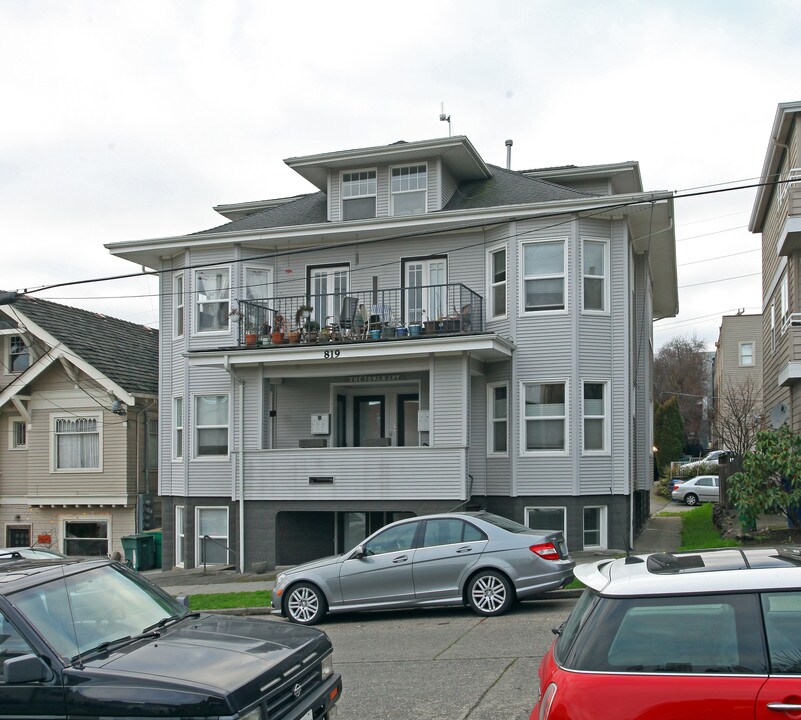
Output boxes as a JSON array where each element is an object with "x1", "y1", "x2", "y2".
[
  {"x1": 537, "y1": 682, "x2": 557, "y2": 720},
  {"x1": 530, "y1": 542, "x2": 560, "y2": 561}
]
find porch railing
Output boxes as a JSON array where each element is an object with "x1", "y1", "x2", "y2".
[{"x1": 236, "y1": 283, "x2": 484, "y2": 346}]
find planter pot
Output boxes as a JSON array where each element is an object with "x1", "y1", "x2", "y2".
[
  {"x1": 287, "y1": 331, "x2": 302, "y2": 344},
  {"x1": 383, "y1": 326, "x2": 396, "y2": 338},
  {"x1": 409, "y1": 324, "x2": 422, "y2": 336},
  {"x1": 424, "y1": 321, "x2": 437, "y2": 334},
  {"x1": 396, "y1": 327, "x2": 408, "y2": 337},
  {"x1": 370, "y1": 329, "x2": 382, "y2": 340},
  {"x1": 271, "y1": 332, "x2": 285, "y2": 345},
  {"x1": 245, "y1": 333, "x2": 258, "y2": 347},
  {"x1": 306, "y1": 332, "x2": 318, "y2": 344}
]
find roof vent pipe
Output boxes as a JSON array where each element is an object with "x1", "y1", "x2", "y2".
[{"x1": 505, "y1": 139, "x2": 513, "y2": 170}]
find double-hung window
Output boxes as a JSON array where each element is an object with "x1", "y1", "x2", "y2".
[
  {"x1": 10, "y1": 420, "x2": 26, "y2": 449},
  {"x1": 342, "y1": 170, "x2": 377, "y2": 220},
  {"x1": 391, "y1": 164, "x2": 427, "y2": 216},
  {"x1": 583, "y1": 381, "x2": 608, "y2": 452},
  {"x1": 173, "y1": 273, "x2": 184, "y2": 338},
  {"x1": 522, "y1": 239, "x2": 566, "y2": 312},
  {"x1": 739, "y1": 342, "x2": 755, "y2": 367},
  {"x1": 195, "y1": 268, "x2": 230, "y2": 333},
  {"x1": 195, "y1": 395, "x2": 229, "y2": 457},
  {"x1": 582, "y1": 238, "x2": 608, "y2": 312},
  {"x1": 488, "y1": 383, "x2": 508, "y2": 455},
  {"x1": 9, "y1": 336, "x2": 29, "y2": 372},
  {"x1": 488, "y1": 246, "x2": 507, "y2": 317},
  {"x1": 173, "y1": 397, "x2": 183, "y2": 460},
  {"x1": 523, "y1": 382, "x2": 566, "y2": 452},
  {"x1": 309, "y1": 265, "x2": 349, "y2": 327},
  {"x1": 196, "y1": 507, "x2": 229, "y2": 564},
  {"x1": 53, "y1": 414, "x2": 101, "y2": 471}
]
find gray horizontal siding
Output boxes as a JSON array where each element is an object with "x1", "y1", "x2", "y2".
[{"x1": 242, "y1": 447, "x2": 466, "y2": 500}]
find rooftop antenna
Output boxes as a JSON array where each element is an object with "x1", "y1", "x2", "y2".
[{"x1": 439, "y1": 102, "x2": 452, "y2": 137}]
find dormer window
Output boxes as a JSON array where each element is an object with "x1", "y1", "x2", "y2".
[
  {"x1": 342, "y1": 170, "x2": 376, "y2": 220},
  {"x1": 391, "y1": 164, "x2": 427, "y2": 216}
]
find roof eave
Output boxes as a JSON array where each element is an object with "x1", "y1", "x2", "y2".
[{"x1": 749, "y1": 101, "x2": 801, "y2": 233}]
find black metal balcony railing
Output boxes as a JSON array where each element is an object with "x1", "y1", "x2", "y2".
[{"x1": 236, "y1": 283, "x2": 484, "y2": 347}]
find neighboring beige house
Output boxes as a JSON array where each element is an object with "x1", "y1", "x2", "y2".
[
  {"x1": 712, "y1": 313, "x2": 763, "y2": 449},
  {"x1": 0, "y1": 296, "x2": 159, "y2": 556},
  {"x1": 750, "y1": 100, "x2": 801, "y2": 430}
]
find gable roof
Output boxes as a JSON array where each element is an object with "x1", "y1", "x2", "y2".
[{"x1": 1, "y1": 296, "x2": 159, "y2": 397}]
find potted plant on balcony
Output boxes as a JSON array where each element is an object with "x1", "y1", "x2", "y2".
[
  {"x1": 295, "y1": 304, "x2": 313, "y2": 328},
  {"x1": 305, "y1": 320, "x2": 320, "y2": 343},
  {"x1": 271, "y1": 314, "x2": 286, "y2": 345},
  {"x1": 244, "y1": 325, "x2": 258, "y2": 347}
]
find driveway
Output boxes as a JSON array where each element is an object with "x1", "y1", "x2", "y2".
[{"x1": 298, "y1": 597, "x2": 578, "y2": 720}]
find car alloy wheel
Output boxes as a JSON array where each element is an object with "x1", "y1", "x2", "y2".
[
  {"x1": 286, "y1": 582, "x2": 326, "y2": 625},
  {"x1": 684, "y1": 493, "x2": 699, "y2": 506},
  {"x1": 467, "y1": 570, "x2": 514, "y2": 616}
]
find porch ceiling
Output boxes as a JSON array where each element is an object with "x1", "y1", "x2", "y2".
[{"x1": 187, "y1": 333, "x2": 514, "y2": 370}]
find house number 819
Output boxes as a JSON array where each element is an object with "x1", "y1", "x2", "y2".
[{"x1": 323, "y1": 350, "x2": 341, "y2": 359}]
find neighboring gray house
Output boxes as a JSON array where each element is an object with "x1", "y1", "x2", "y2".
[
  {"x1": 107, "y1": 135, "x2": 678, "y2": 570},
  {"x1": 0, "y1": 296, "x2": 159, "y2": 556},
  {"x1": 750, "y1": 101, "x2": 801, "y2": 431},
  {"x1": 712, "y1": 313, "x2": 763, "y2": 450}
]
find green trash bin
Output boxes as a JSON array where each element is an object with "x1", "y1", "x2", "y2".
[
  {"x1": 120, "y1": 534, "x2": 155, "y2": 571},
  {"x1": 143, "y1": 529, "x2": 163, "y2": 569}
]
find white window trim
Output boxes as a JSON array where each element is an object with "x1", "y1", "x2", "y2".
[
  {"x1": 243, "y1": 265, "x2": 275, "y2": 301},
  {"x1": 195, "y1": 506, "x2": 229, "y2": 566},
  {"x1": 582, "y1": 378, "x2": 610, "y2": 455},
  {"x1": 173, "y1": 272, "x2": 184, "y2": 339},
  {"x1": 175, "y1": 505, "x2": 185, "y2": 568},
  {"x1": 524, "y1": 506, "x2": 567, "y2": 535},
  {"x1": 173, "y1": 396, "x2": 184, "y2": 462},
  {"x1": 390, "y1": 162, "x2": 428, "y2": 217},
  {"x1": 194, "y1": 266, "x2": 231, "y2": 335},
  {"x1": 581, "y1": 237, "x2": 610, "y2": 314},
  {"x1": 520, "y1": 379, "x2": 569, "y2": 456},
  {"x1": 50, "y1": 412, "x2": 103, "y2": 474},
  {"x1": 738, "y1": 341, "x2": 755, "y2": 367},
  {"x1": 340, "y1": 167, "x2": 377, "y2": 220},
  {"x1": 487, "y1": 382, "x2": 509, "y2": 457},
  {"x1": 487, "y1": 244, "x2": 508, "y2": 320},
  {"x1": 582, "y1": 505, "x2": 608, "y2": 549},
  {"x1": 519, "y1": 237, "x2": 568, "y2": 315},
  {"x1": 192, "y1": 393, "x2": 230, "y2": 460},
  {"x1": 60, "y1": 515, "x2": 111, "y2": 556},
  {"x1": 8, "y1": 416, "x2": 27, "y2": 450},
  {"x1": 7, "y1": 335, "x2": 30, "y2": 373}
]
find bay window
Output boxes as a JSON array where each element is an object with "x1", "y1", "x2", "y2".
[
  {"x1": 523, "y1": 381, "x2": 566, "y2": 452},
  {"x1": 522, "y1": 239, "x2": 566, "y2": 312},
  {"x1": 195, "y1": 268, "x2": 230, "y2": 333},
  {"x1": 195, "y1": 395, "x2": 229, "y2": 457}
]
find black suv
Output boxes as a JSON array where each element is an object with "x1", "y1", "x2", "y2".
[{"x1": 0, "y1": 557, "x2": 341, "y2": 719}]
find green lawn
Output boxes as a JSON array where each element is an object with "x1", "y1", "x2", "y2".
[
  {"x1": 679, "y1": 503, "x2": 739, "y2": 551},
  {"x1": 187, "y1": 590, "x2": 271, "y2": 611}
]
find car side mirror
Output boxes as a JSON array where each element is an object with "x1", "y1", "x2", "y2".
[
  {"x1": 352, "y1": 544, "x2": 367, "y2": 559},
  {"x1": 175, "y1": 595, "x2": 190, "y2": 608},
  {"x1": 4, "y1": 654, "x2": 50, "y2": 684}
]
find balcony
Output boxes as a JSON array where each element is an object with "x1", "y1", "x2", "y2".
[{"x1": 235, "y1": 283, "x2": 485, "y2": 349}]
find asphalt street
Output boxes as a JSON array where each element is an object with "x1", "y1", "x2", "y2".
[{"x1": 279, "y1": 598, "x2": 577, "y2": 720}]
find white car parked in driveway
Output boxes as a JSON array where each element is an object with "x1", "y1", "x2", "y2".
[
  {"x1": 672, "y1": 475, "x2": 720, "y2": 505},
  {"x1": 681, "y1": 450, "x2": 733, "y2": 472}
]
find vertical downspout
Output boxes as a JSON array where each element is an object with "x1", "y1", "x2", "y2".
[{"x1": 223, "y1": 357, "x2": 246, "y2": 574}]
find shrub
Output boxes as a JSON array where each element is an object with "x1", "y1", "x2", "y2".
[{"x1": 676, "y1": 462, "x2": 719, "y2": 480}]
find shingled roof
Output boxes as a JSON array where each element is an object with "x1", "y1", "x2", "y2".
[
  {"x1": 4, "y1": 296, "x2": 158, "y2": 397},
  {"x1": 191, "y1": 166, "x2": 593, "y2": 236}
]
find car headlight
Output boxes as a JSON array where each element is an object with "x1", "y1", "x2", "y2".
[
  {"x1": 239, "y1": 707, "x2": 263, "y2": 720},
  {"x1": 321, "y1": 653, "x2": 334, "y2": 680}
]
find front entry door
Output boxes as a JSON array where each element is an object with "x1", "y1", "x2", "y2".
[{"x1": 354, "y1": 396, "x2": 385, "y2": 446}]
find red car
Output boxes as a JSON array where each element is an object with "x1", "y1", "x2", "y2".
[{"x1": 531, "y1": 547, "x2": 801, "y2": 720}]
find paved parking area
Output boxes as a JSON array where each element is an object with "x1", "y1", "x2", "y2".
[{"x1": 277, "y1": 597, "x2": 578, "y2": 720}]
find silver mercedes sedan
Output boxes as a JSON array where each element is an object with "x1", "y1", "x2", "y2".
[{"x1": 271, "y1": 511, "x2": 575, "y2": 625}]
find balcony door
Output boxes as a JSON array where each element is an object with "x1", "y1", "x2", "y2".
[
  {"x1": 309, "y1": 265, "x2": 349, "y2": 327},
  {"x1": 404, "y1": 257, "x2": 447, "y2": 325}
]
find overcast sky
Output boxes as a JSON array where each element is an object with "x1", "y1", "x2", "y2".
[{"x1": 2, "y1": 0, "x2": 799, "y2": 349}]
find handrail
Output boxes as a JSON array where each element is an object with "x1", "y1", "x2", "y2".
[{"x1": 201, "y1": 534, "x2": 238, "y2": 574}]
